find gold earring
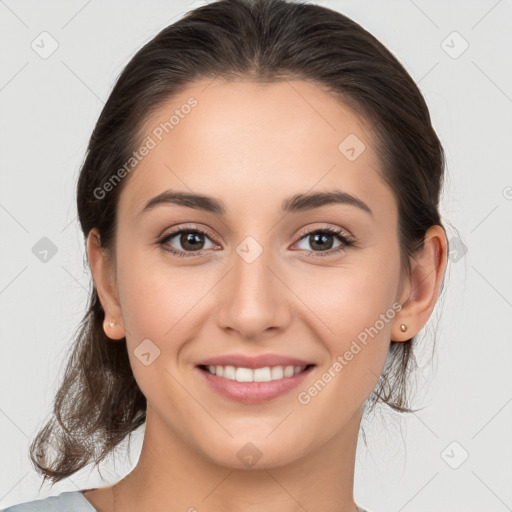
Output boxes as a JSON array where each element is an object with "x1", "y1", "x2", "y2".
[{"x1": 400, "y1": 323, "x2": 407, "y2": 332}]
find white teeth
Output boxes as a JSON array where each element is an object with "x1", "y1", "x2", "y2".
[
  {"x1": 284, "y1": 366, "x2": 294, "y2": 377},
  {"x1": 223, "y1": 365, "x2": 236, "y2": 380},
  {"x1": 235, "y1": 367, "x2": 253, "y2": 382},
  {"x1": 271, "y1": 366, "x2": 284, "y2": 379},
  {"x1": 253, "y1": 367, "x2": 272, "y2": 382},
  {"x1": 205, "y1": 364, "x2": 308, "y2": 382}
]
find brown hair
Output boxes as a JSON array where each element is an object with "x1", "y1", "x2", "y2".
[{"x1": 30, "y1": 0, "x2": 448, "y2": 486}]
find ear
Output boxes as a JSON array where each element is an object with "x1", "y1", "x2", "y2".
[
  {"x1": 87, "y1": 228, "x2": 125, "y2": 340},
  {"x1": 391, "y1": 225, "x2": 448, "y2": 342}
]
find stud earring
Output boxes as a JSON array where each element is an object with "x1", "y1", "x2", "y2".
[
  {"x1": 107, "y1": 320, "x2": 116, "y2": 328},
  {"x1": 400, "y1": 323, "x2": 408, "y2": 332}
]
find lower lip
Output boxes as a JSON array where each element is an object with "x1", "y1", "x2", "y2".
[{"x1": 196, "y1": 365, "x2": 315, "y2": 404}]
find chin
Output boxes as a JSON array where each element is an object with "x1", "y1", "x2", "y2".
[{"x1": 198, "y1": 435, "x2": 308, "y2": 471}]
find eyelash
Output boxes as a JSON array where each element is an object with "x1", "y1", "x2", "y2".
[{"x1": 158, "y1": 224, "x2": 356, "y2": 259}]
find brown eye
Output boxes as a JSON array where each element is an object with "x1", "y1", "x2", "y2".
[
  {"x1": 293, "y1": 227, "x2": 355, "y2": 258},
  {"x1": 305, "y1": 232, "x2": 336, "y2": 251},
  {"x1": 177, "y1": 232, "x2": 206, "y2": 251},
  {"x1": 159, "y1": 228, "x2": 218, "y2": 257}
]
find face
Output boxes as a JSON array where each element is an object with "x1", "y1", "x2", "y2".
[{"x1": 100, "y1": 78, "x2": 408, "y2": 469}]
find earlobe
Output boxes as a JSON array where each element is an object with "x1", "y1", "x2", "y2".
[
  {"x1": 86, "y1": 228, "x2": 125, "y2": 340},
  {"x1": 103, "y1": 318, "x2": 125, "y2": 341},
  {"x1": 391, "y1": 317, "x2": 411, "y2": 343},
  {"x1": 392, "y1": 225, "x2": 448, "y2": 343}
]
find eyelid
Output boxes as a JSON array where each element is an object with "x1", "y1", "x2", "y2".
[
  {"x1": 294, "y1": 223, "x2": 354, "y2": 243},
  {"x1": 159, "y1": 223, "x2": 221, "y2": 244}
]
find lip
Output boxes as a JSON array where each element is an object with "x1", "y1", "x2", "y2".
[
  {"x1": 196, "y1": 364, "x2": 315, "y2": 404},
  {"x1": 196, "y1": 353, "x2": 315, "y2": 369}
]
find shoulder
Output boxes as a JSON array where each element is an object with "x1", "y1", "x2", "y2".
[{"x1": 1, "y1": 491, "x2": 96, "y2": 512}]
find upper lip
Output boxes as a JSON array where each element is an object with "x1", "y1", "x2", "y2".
[{"x1": 196, "y1": 353, "x2": 315, "y2": 369}]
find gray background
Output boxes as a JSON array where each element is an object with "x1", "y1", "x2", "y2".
[{"x1": 1, "y1": 0, "x2": 511, "y2": 510}]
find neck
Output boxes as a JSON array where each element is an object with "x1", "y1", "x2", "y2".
[{"x1": 111, "y1": 405, "x2": 363, "y2": 512}]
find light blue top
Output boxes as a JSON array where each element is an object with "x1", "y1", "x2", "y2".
[
  {"x1": 0, "y1": 491, "x2": 96, "y2": 512},
  {"x1": 1, "y1": 490, "x2": 370, "y2": 511}
]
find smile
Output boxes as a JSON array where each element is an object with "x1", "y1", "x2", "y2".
[{"x1": 197, "y1": 364, "x2": 316, "y2": 403}]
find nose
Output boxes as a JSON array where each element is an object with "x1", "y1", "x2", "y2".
[{"x1": 215, "y1": 242, "x2": 292, "y2": 340}]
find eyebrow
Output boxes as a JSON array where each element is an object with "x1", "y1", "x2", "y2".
[{"x1": 138, "y1": 188, "x2": 373, "y2": 218}]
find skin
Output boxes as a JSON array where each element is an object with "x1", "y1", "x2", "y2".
[{"x1": 85, "y1": 78, "x2": 447, "y2": 512}]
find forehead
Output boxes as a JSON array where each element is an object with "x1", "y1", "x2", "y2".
[{"x1": 118, "y1": 78, "x2": 393, "y2": 221}]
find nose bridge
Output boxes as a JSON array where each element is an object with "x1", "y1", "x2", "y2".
[
  {"x1": 234, "y1": 235, "x2": 274, "y2": 297},
  {"x1": 215, "y1": 233, "x2": 290, "y2": 338}
]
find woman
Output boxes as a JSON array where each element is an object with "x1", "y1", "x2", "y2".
[{"x1": 2, "y1": 0, "x2": 448, "y2": 510}]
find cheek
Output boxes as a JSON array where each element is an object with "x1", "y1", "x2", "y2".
[
  {"x1": 300, "y1": 249, "x2": 401, "y2": 384},
  {"x1": 115, "y1": 250, "x2": 201, "y2": 398},
  {"x1": 300, "y1": 257, "x2": 399, "y2": 338},
  {"x1": 115, "y1": 247, "x2": 216, "y2": 369},
  {"x1": 116, "y1": 242, "x2": 196, "y2": 331}
]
